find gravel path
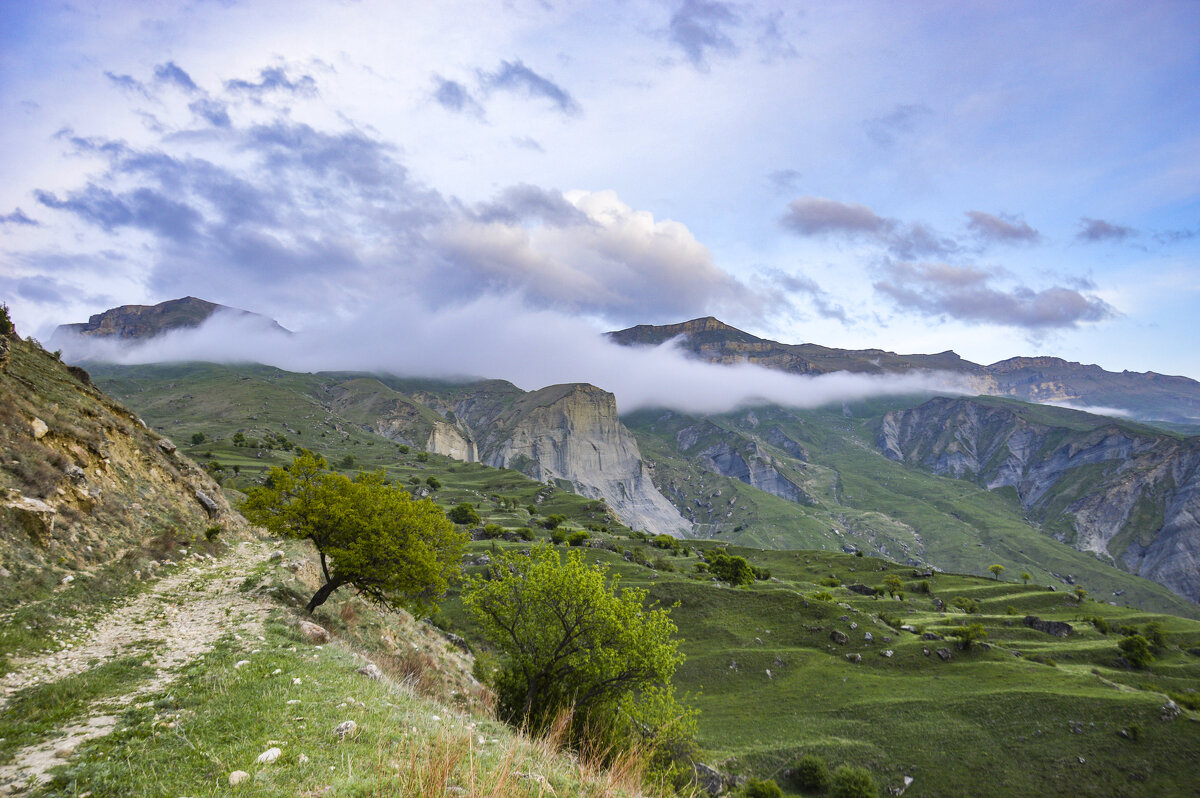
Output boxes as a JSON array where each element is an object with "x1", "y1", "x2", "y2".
[{"x1": 0, "y1": 540, "x2": 276, "y2": 794}]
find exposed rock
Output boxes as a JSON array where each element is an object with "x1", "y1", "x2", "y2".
[
  {"x1": 298, "y1": 621, "x2": 331, "y2": 644},
  {"x1": 195, "y1": 490, "x2": 219, "y2": 518},
  {"x1": 229, "y1": 770, "x2": 250, "y2": 786},
  {"x1": 157, "y1": 438, "x2": 177, "y2": 455},
  {"x1": 692, "y1": 762, "x2": 734, "y2": 796},
  {"x1": 830, "y1": 630, "x2": 848, "y2": 645},
  {"x1": 268, "y1": 550, "x2": 285, "y2": 561},
  {"x1": 846, "y1": 653, "x2": 862, "y2": 663},
  {"x1": 30, "y1": 417, "x2": 48, "y2": 439},
  {"x1": 1162, "y1": 700, "x2": 1181, "y2": 721},
  {"x1": 1024, "y1": 616, "x2": 1073, "y2": 638},
  {"x1": 65, "y1": 464, "x2": 87, "y2": 482},
  {"x1": 445, "y1": 632, "x2": 471, "y2": 653},
  {"x1": 256, "y1": 747, "x2": 282, "y2": 764},
  {"x1": 881, "y1": 649, "x2": 894, "y2": 658},
  {"x1": 333, "y1": 720, "x2": 357, "y2": 739},
  {"x1": 864, "y1": 632, "x2": 874, "y2": 642},
  {"x1": 847, "y1": 584, "x2": 876, "y2": 596},
  {"x1": 936, "y1": 648, "x2": 952, "y2": 661},
  {"x1": 357, "y1": 663, "x2": 383, "y2": 681}
]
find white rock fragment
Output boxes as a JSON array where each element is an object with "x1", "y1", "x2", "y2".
[
  {"x1": 333, "y1": 720, "x2": 357, "y2": 739},
  {"x1": 235, "y1": 660, "x2": 251, "y2": 669},
  {"x1": 229, "y1": 770, "x2": 250, "y2": 786},
  {"x1": 256, "y1": 747, "x2": 282, "y2": 764}
]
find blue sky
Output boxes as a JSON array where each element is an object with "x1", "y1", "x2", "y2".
[{"x1": 1, "y1": 0, "x2": 1198, "y2": 378}]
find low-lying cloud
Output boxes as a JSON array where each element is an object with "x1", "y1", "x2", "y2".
[{"x1": 54, "y1": 297, "x2": 966, "y2": 417}]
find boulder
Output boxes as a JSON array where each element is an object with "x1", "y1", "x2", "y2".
[
  {"x1": 692, "y1": 762, "x2": 734, "y2": 796},
  {"x1": 1162, "y1": 700, "x2": 1182, "y2": 721},
  {"x1": 357, "y1": 663, "x2": 383, "y2": 681},
  {"x1": 830, "y1": 630, "x2": 848, "y2": 645},
  {"x1": 847, "y1": 583, "x2": 876, "y2": 596},
  {"x1": 936, "y1": 648, "x2": 952, "y2": 662},
  {"x1": 846, "y1": 653, "x2": 862, "y2": 663},
  {"x1": 298, "y1": 621, "x2": 331, "y2": 644},
  {"x1": 1024, "y1": 615, "x2": 1073, "y2": 638},
  {"x1": 922, "y1": 632, "x2": 942, "y2": 641},
  {"x1": 195, "y1": 490, "x2": 219, "y2": 518},
  {"x1": 881, "y1": 649, "x2": 894, "y2": 658},
  {"x1": 229, "y1": 770, "x2": 250, "y2": 786},
  {"x1": 256, "y1": 747, "x2": 282, "y2": 764},
  {"x1": 864, "y1": 632, "x2": 874, "y2": 642},
  {"x1": 31, "y1": 417, "x2": 49, "y2": 439},
  {"x1": 333, "y1": 720, "x2": 357, "y2": 739},
  {"x1": 157, "y1": 438, "x2": 177, "y2": 455},
  {"x1": 445, "y1": 632, "x2": 471, "y2": 653}
]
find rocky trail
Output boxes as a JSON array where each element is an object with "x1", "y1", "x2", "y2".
[{"x1": 0, "y1": 541, "x2": 276, "y2": 794}]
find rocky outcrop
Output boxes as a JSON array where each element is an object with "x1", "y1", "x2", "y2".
[
  {"x1": 458, "y1": 384, "x2": 690, "y2": 538},
  {"x1": 879, "y1": 396, "x2": 1200, "y2": 602},
  {"x1": 51, "y1": 296, "x2": 288, "y2": 342},
  {"x1": 1024, "y1": 616, "x2": 1074, "y2": 637}
]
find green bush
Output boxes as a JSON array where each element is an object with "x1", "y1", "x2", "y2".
[
  {"x1": 830, "y1": 765, "x2": 878, "y2": 798},
  {"x1": 447, "y1": 503, "x2": 481, "y2": 526},
  {"x1": 204, "y1": 525, "x2": 222, "y2": 542},
  {"x1": 743, "y1": 778, "x2": 783, "y2": 798},
  {"x1": 819, "y1": 576, "x2": 841, "y2": 588},
  {"x1": 191, "y1": 432, "x2": 206, "y2": 445},
  {"x1": 541, "y1": 514, "x2": 567, "y2": 530},
  {"x1": 515, "y1": 527, "x2": 536, "y2": 541},
  {"x1": 550, "y1": 529, "x2": 569, "y2": 545},
  {"x1": 1143, "y1": 621, "x2": 1166, "y2": 650},
  {"x1": 397, "y1": 444, "x2": 410, "y2": 453},
  {"x1": 1119, "y1": 634, "x2": 1155, "y2": 669},
  {"x1": 1088, "y1": 616, "x2": 1110, "y2": 634},
  {"x1": 951, "y1": 596, "x2": 979, "y2": 614},
  {"x1": 425, "y1": 476, "x2": 441, "y2": 491},
  {"x1": 0, "y1": 303, "x2": 13, "y2": 336},
  {"x1": 792, "y1": 754, "x2": 831, "y2": 791},
  {"x1": 416, "y1": 451, "x2": 429, "y2": 462},
  {"x1": 567, "y1": 531, "x2": 590, "y2": 547},
  {"x1": 707, "y1": 552, "x2": 756, "y2": 587},
  {"x1": 810, "y1": 591, "x2": 834, "y2": 602},
  {"x1": 481, "y1": 524, "x2": 505, "y2": 540},
  {"x1": 950, "y1": 622, "x2": 987, "y2": 651}
]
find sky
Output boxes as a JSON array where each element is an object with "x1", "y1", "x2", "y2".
[{"x1": 2, "y1": 0, "x2": 1199, "y2": 382}]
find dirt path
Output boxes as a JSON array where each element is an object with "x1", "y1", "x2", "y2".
[{"x1": 0, "y1": 540, "x2": 276, "y2": 794}]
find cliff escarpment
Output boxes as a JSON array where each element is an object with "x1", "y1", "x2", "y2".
[{"x1": 878, "y1": 396, "x2": 1200, "y2": 602}]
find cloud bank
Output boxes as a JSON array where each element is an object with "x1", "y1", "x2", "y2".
[{"x1": 54, "y1": 297, "x2": 966, "y2": 417}]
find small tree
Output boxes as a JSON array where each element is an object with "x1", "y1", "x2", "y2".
[
  {"x1": 463, "y1": 547, "x2": 694, "y2": 768},
  {"x1": 242, "y1": 452, "x2": 466, "y2": 613},
  {"x1": 447, "y1": 503, "x2": 481, "y2": 526},
  {"x1": 792, "y1": 754, "x2": 831, "y2": 791},
  {"x1": 1119, "y1": 634, "x2": 1154, "y2": 669},
  {"x1": 950, "y1": 622, "x2": 987, "y2": 651},
  {"x1": 191, "y1": 432, "x2": 206, "y2": 445},
  {"x1": 425, "y1": 476, "x2": 441, "y2": 491},
  {"x1": 743, "y1": 778, "x2": 783, "y2": 798},
  {"x1": 989, "y1": 564, "x2": 1005, "y2": 580},
  {"x1": 882, "y1": 573, "x2": 904, "y2": 597},
  {"x1": 1074, "y1": 586, "x2": 1088, "y2": 602},
  {"x1": 1020, "y1": 571, "x2": 1032, "y2": 585},
  {"x1": 707, "y1": 552, "x2": 755, "y2": 586},
  {"x1": 830, "y1": 765, "x2": 879, "y2": 798}
]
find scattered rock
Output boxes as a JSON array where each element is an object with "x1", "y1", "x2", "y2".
[
  {"x1": 1024, "y1": 616, "x2": 1073, "y2": 638},
  {"x1": 195, "y1": 490, "x2": 219, "y2": 518},
  {"x1": 30, "y1": 417, "x2": 49, "y2": 439},
  {"x1": 333, "y1": 720, "x2": 357, "y2": 739},
  {"x1": 54, "y1": 743, "x2": 76, "y2": 759},
  {"x1": 1162, "y1": 700, "x2": 1181, "y2": 721},
  {"x1": 229, "y1": 770, "x2": 250, "y2": 786},
  {"x1": 881, "y1": 649, "x2": 894, "y2": 658},
  {"x1": 445, "y1": 632, "x2": 471, "y2": 653},
  {"x1": 257, "y1": 747, "x2": 282, "y2": 764},
  {"x1": 65, "y1": 464, "x2": 87, "y2": 482},
  {"x1": 900, "y1": 624, "x2": 918, "y2": 633},
  {"x1": 62, "y1": 574, "x2": 75, "y2": 585},
  {"x1": 847, "y1": 583, "x2": 876, "y2": 596},
  {"x1": 864, "y1": 632, "x2": 874, "y2": 642},
  {"x1": 846, "y1": 653, "x2": 862, "y2": 663},
  {"x1": 157, "y1": 438, "x2": 177, "y2": 455},
  {"x1": 299, "y1": 621, "x2": 331, "y2": 644},
  {"x1": 299, "y1": 753, "x2": 310, "y2": 764},
  {"x1": 268, "y1": 550, "x2": 285, "y2": 561},
  {"x1": 922, "y1": 647, "x2": 930, "y2": 657},
  {"x1": 850, "y1": 622, "x2": 858, "y2": 630},
  {"x1": 235, "y1": 660, "x2": 251, "y2": 669},
  {"x1": 936, "y1": 648, "x2": 952, "y2": 662},
  {"x1": 830, "y1": 630, "x2": 848, "y2": 645},
  {"x1": 890, "y1": 775, "x2": 915, "y2": 795},
  {"x1": 922, "y1": 632, "x2": 942, "y2": 641},
  {"x1": 357, "y1": 663, "x2": 383, "y2": 681}
]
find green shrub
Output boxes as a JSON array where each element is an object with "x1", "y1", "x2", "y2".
[
  {"x1": 792, "y1": 754, "x2": 831, "y2": 791},
  {"x1": 830, "y1": 765, "x2": 878, "y2": 798},
  {"x1": 707, "y1": 552, "x2": 756, "y2": 586},
  {"x1": 515, "y1": 527, "x2": 536, "y2": 541},
  {"x1": 951, "y1": 596, "x2": 979, "y2": 614},
  {"x1": 204, "y1": 525, "x2": 222, "y2": 542},
  {"x1": 950, "y1": 622, "x2": 987, "y2": 651},
  {"x1": 818, "y1": 576, "x2": 841, "y2": 588},
  {"x1": 653, "y1": 556, "x2": 675, "y2": 573},
  {"x1": 1142, "y1": 621, "x2": 1166, "y2": 650},
  {"x1": 743, "y1": 778, "x2": 783, "y2": 798},
  {"x1": 1119, "y1": 634, "x2": 1155, "y2": 669},
  {"x1": 416, "y1": 451, "x2": 429, "y2": 462},
  {"x1": 191, "y1": 432, "x2": 206, "y2": 445},
  {"x1": 854, "y1": 550, "x2": 864, "y2": 557},
  {"x1": 447, "y1": 503, "x2": 481, "y2": 526},
  {"x1": 397, "y1": 444, "x2": 410, "y2": 453},
  {"x1": 425, "y1": 476, "x2": 441, "y2": 491},
  {"x1": 1005, "y1": 605, "x2": 1019, "y2": 615},
  {"x1": 481, "y1": 524, "x2": 505, "y2": 540},
  {"x1": 0, "y1": 303, "x2": 13, "y2": 336},
  {"x1": 550, "y1": 529, "x2": 569, "y2": 545},
  {"x1": 541, "y1": 514, "x2": 567, "y2": 530},
  {"x1": 810, "y1": 591, "x2": 834, "y2": 602},
  {"x1": 567, "y1": 531, "x2": 590, "y2": 547},
  {"x1": 916, "y1": 580, "x2": 931, "y2": 594},
  {"x1": 1088, "y1": 616, "x2": 1110, "y2": 634},
  {"x1": 1025, "y1": 653, "x2": 1056, "y2": 667}
]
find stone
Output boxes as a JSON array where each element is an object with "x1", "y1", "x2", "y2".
[
  {"x1": 65, "y1": 464, "x2": 87, "y2": 482},
  {"x1": 881, "y1": 649, "x2": 894, "y2": 658},
  {"x1": 922, "y1": 647, "x2": 930, "y2": 656},
  {"x1": 157, "y1": 438, "x2": 177, "y2": 455},
  {"x1": 847, "y1": 583, "x2": 876, "y2": 596},
  {"x1": 936, "y1": 648, "x2": 952, "y2": 662},
  {"x1": 830, "y1": 630, "x2": 848, "y2": 645},
  {"x1": 269, "y1": 550, "x2": 285, "y2": 561},
  {"x1": 299, "y1": 621, "x2": 331, "y2": 644},
  {"x1": 864, "y1": 632, "x2": 874, "y2": 642},
  {"x1": 1162, "y1": 700, "x2": 1181, "y2": 721},
  {"x1": 31, "y1": 417, "x2": 49, "y2": 439},
  {"x1": 299, "y1": 753, "x2": 310, "y2": 764},
  {"x1": 55, "y1": 743, "x2": 76, "y2": 759},
  {"x1": 62, "y1": 574, "x2": 74, "y2": 585},
  {"x1": 922, "y1": 632, "x2": 942, "y2": 640},
  {"x1": 333, "y1": 720, "x2": 357, "y2": 739},
  {"x1": 257, "y1": 747, "x2": 282, "y2": 764},
  {"x1": 846, "y1": 653, "x2": 862, "y2": 663},
  {"x1": 195, "y1": 490, "x2": 219, "y2": 518},
  {"x1": 445, "y1": 632, "x2": 471, "y2": 652},
  {"x1": 850, "y1": 622, "x2": 858, "y2": 630},
  {"x1": 357, "y1": 663, "x2": 383, "y2": 680},
  {"x1": 235, "y1": 660, "x2": 251, "y2": 669},
  {"x1": 1024, "y1": 615, "x2": 1073, "y2": 638},
  {"x1": 900, "y1": 624, "x2": 918, "y2": 633},
  {"x1": 229, "y1": 770, "x2": 250, "y2": 786},
  {"x1": 692, "y1": 762, "x2": 731, "y2": 795}
]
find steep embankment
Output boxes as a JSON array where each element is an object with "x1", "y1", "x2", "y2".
[{"x1": 879, "y1": 396, "x2": 1200, "y2": 602}]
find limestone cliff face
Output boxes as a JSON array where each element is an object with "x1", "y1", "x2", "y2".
[
  {"x1": 879, "y1": 397, "x2": 1200, "y2": 602},
  {"x1": 675, "y1": 421, "x2": 807, "y2": 504},
  {"x1": 51, "y1": 296, "x2": 288, "y2": 342},
  {"x1": 455, "y1": 384, "x2": 691, "y2": 538}
]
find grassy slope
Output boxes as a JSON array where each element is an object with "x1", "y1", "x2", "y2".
[{"x1": 625, "y1": 404, "x2": 1200, "y2": 621}]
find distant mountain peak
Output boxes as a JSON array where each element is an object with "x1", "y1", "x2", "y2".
[{"x1": 52, "y1": 297, "x2": 288, "y2": 342}]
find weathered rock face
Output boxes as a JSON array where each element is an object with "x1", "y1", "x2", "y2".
[
  {"x1": 456, "y1": 384, "x2": 690, "y2": 538},
  {"x1": 674, "y1": 420, "x2": 809, "y2": 505},
  {"x1": 51, "y1": 296, "x2": 288, "y2": 342},
  {"x1": 879, "y1": 396, "x2": 1200, "y2": 602},
  {"x1": 1024, "y1": 616, "x2": 1074, "y2": 637}
]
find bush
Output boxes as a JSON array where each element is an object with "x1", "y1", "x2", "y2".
[
  {"x1": 1143, "y1": 621, "x2": 1166, "y2": 650},
  {"x1": 707, "y1": 552, "x2": 756, "y2": 586},
  {"x1": 416, "y1": 451, "x2": 429, "y2": 462},
  {"x1": 0, "y1": 303, "x2": 13, "y2": 336},
  {"x1": 425, "y1": 476, "x2": 441, "y2": 491},
  {"x1": 447, "y1": 503, "x2": 481, "y2": 526},
  {"x1": 481, "y1": 524, "x2": 505, "y2": 540},
  {"x1": 792, "y1": 754, "x2": 831, "y2": 791},
  {"x1": 204, "y1": 525, "x2": 222, "y2": 542},
  {"x1": 567, "y1": 531, "x2": 590, "y2": 547},
  {"x1": 397, "y1": 444, "x2": 410, "y2": 454},
  {"x1": 830, "y1": 765, "x2": 878, "y2": 798},
  {"x1": 1089, "y1": 616, "x2": 1110, "y2": 634},
  {"x1": 951, "y1": 596, "x2": 979, "y2": 614},
  {"x1": 950, "y1": 622, "x2": 987, "y2": 651},
  {"x1": 810, "y1": 591, "x2": 834, "y2": 602},
  {"x1": 819, "y1": 576, "x2": 842, "y2": 588},
  {"x1": 743, "y1": 778, "x2": 783, "y2": 798},
  {"x1": 1119, "y1": 634, "x2": 1155, "y2": 669},
  {"x1": 541, "y1": 514, "x2": 567, "y2": 530},
  {"x1": 515, "y1": 527, "x2": 535, "y2": 541},
  {"x1": 191, "y1": 432, "x2": 206, "y2": 445},
  {"x1": 550, "y1": 528, "x2": 569, "y2": 545}
]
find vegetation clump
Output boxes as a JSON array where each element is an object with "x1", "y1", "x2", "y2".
[
  {"x1": 743, "y1": 777, "x2": 783, "y2": 797},
  {"x1": 791, "y1": 753, "x2": 831, "y2": 791},
  {"x1": 242, "y1": 452, "x2": 466, "y2": 613},
  {"x1": 829, "y1": 765, "x2": 879, "y2": 798}
]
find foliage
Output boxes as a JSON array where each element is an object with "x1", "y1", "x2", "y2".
[
  {"x1": 0, "y1": 302, "x2": 12, "y2": 336},
  {"x1": 989, "y1": 564, "x2": 1005, "y2": 580},
  {"x1": 242, "y1": 452, "x2": 466, "y2": 613},
  {"x1": 706, "y1": 552, "x2": 756, "y2": 586},
  {"x1": 882, "y1": 573, "x2": 904, "y2": 597},
  {"x1": 541, "y1": 513, "x2": 568, "y2": 530},
  {"x1": 792, "y1": 754, "x2": 831, "y2": 791},
  {"x1": 425, "y1": 476, "x2": 442, "y2": 491},
  {"x1": 819, "y1": 576, "x2": 842, "y2": 588},
  {"x1": 1074, "y1": 586, "x2": 1088, "y2": 602},
  {"x1": 743, "y1": 777, "x2": 783, "y2": 798},
  {"x1": 191, "y1": 432, "x2": 205, "y2": 444},
  {"x1": 1118, "y1": 634, "x2": 1154, "y2": 669},
  {"x1": 448, "y1": 503, "x2": 481, "y2": 526},
  {"x1": 1020, "y1": 571, "x2": 1032, "y2": 584},
  {"x1": 1088, "y1": 616, "x2": 1110, "y2": 634},
  {"x1": 951, "y1": 596, "x2": 979, "y2": 614},
  {"x1": 514, "y1": 527, "x2": 536, "y2": 541},
  {"x1": 462, "y1": 547, "x2": 694, "y2": 772},
  {"x1": 480, "y1": 524, "x2": 505, "y2": 540},
  {"x1": 550, "y1": 528, "x2": 569, "y2": 545},
  {"x1": 567, "y1": 530, "x2": 590, "y2": 546},
  {"x1": 950, "y1": 623, "x2": 987, "y2": 651},
  {"x1": 810, "y1": 591, "x2": 834, "y2": 601},
  {"x1": 1142, "y1": 621, "x2": 1166, "y2": 651},
  {"x1": 830, "y1": 765, "x2": 879, "y2": 798}
]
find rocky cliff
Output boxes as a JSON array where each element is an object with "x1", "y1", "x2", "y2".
[
  {"x1": 878, "y1": 396, "x2": 1200, "y2": 602},
  {"x1": 51, "y1": 296, "x2": 288, "y2": 343},
  {"x1": 0, "y1": 326, "x2": 243, "y2": 589}
]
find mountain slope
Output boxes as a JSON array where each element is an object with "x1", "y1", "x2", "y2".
[
  {"x1": 610, "y1": 317, "x2": 1200, "y2": 427},
  {"x1": 50, "y1": 296, "x2": 288, "y2": 342},
  {"x1": 879, "y1": 396, "x2": 1200, "y2": 602}
]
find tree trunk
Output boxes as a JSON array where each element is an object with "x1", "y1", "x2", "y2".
[{"x1": 306, "y1": 579, "x2": 344, "y2": 613}]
